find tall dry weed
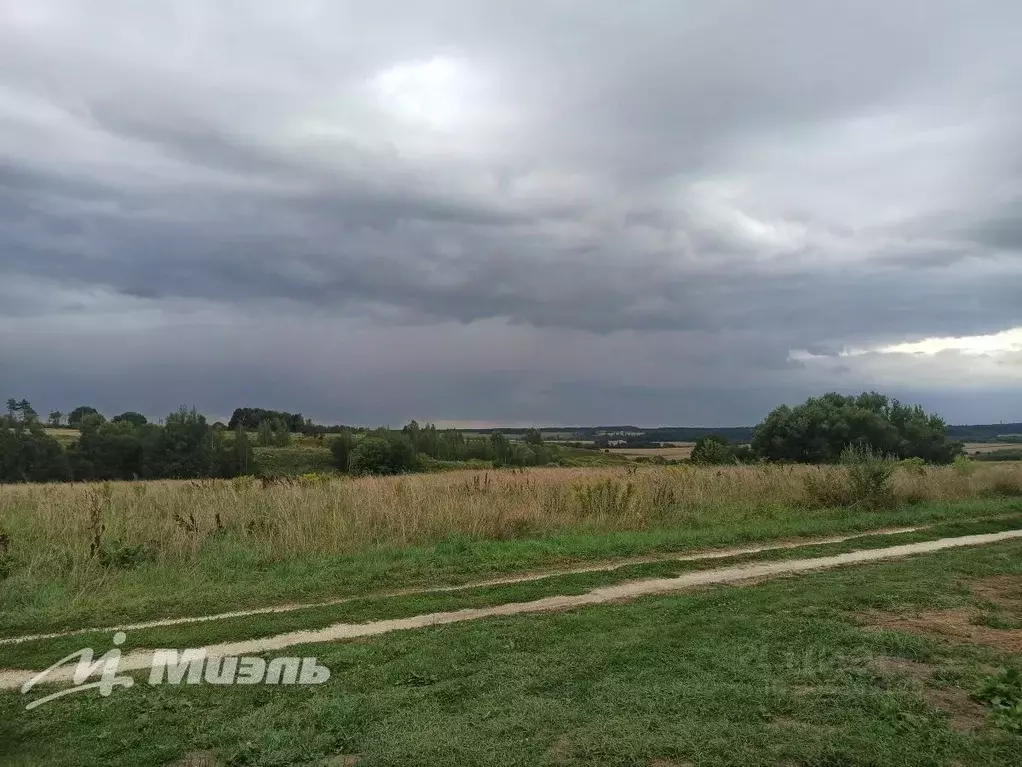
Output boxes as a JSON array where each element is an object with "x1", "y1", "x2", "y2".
[{"x1": 1, "y1": 462, "x2": 1020, "y2": 580}]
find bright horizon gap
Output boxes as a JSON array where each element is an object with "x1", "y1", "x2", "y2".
[{"x1": 789, "y1": 325, "x2": 1022, "y2": 361}]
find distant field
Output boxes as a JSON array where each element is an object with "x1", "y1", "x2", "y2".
[
  {"x1": 965, "y1": 442, "x2": 1022, "y2": 454},
  {"x1": 608, "y1": 444, "x2": 695, "y2": 459},
  {"x1": 42, "y1": 427, "x2": 80, "y2": 444}
]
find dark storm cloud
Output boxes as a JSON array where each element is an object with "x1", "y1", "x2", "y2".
[{"x1": 1, "y1": 0, "x2": 1021, "y2": 424}]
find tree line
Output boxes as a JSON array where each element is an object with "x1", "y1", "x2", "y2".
[
  {"x1": 1, "y1": 401, "x2": 253, "y2": 483},
  {"x1": 1, "y1": 391, "x2": 970, "y2": 482},
  {"x1": 330, "y1": 422, "x2": 557, "y2": 475}
]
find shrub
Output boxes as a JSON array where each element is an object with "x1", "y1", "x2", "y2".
[
  {"x1": 841, "y1": 444, "x2": 896, "y2": 510},
  {"x1": 973, "y1": 668, "x2": 1022, "y2": 733},
  {"x1": 349, "y1": 436, "x2": 400, "y2": 476},
  {"x1": 801, "y1": 447, "x2": 896, "y2": 510},
  {"x1": 690, "y1": 435, "x2": 735, "y2": 465},
  {"x1": 897, "y1": 457, "x2": 927, "y2": 475},
  {"x1": 953, "y1": 455, "x2": 978, "y2": 477},
  {"x1": 97, "y1": 540, "x2": 155, "y2": 570}
]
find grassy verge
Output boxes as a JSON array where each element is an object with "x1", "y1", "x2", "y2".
[
  {"x1": 5, "y1": 514, "x2": 1021, "y2": 670},
  {"x1": 4, "y1": 496, "x2": 1021, "y2": 636},
  {"x1": 3, "y1": 540, "x2": 1021, "y2": 766}
]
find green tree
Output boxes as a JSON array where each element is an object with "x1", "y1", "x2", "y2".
[
  {"x1": 522, "y1": 427, "x2": 544, "y2": 446},
  {"x1": 67, "y1": 417, "x2": 146, "y2": 480},
  {"x1": 0, "y1": 412, "x2": 71, "y2": 482},
  {"x1": 348, "y1": 436, "x2": 395, "y2": 475},
  {"x1": 330, "y1": 428, "x2": 355, "y2": 471},
  {"x1": 17, "y1": 399, "x2": 37, "y2": 422},
  {"x1": 488, "y1": 432, "x2": 511, "y2": 466},
  {"x1": 272, "y1": 418, "x2": 292, "y2": 447},
  {"x1": 215, "y1": 427, "x2": 254, "y2": 477},
  {"x1": 690, "y1": 435, "x2": 735, "y2": 465},
  {"x1": 47, "y1": 411, "x2": 63, "y2": 428},
  {"x1": 256, "y1": 420, "x2": 275, "y2": 447},
  {"x1": 112, "y1": 411, "x2": 148, "y2": 427},
  {"x1": 145, "y1": 408, "x2": 216, "y2": 478},
  {"x1": 348, "y1": 431, "x2": 416, "y2": 475},
  {"x1": 386, "y1": 431, "x2": 416, "y2": 472},
  {"x1": 68, "y1": 406, "x2": 100, "y2": 428},
  {"x1": 752, "y1": 392, "x2": 962, "y2": 464}
]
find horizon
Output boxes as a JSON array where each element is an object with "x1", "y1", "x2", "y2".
[{"x1": 15, "y1": 400, "x2": 1022, "y2": 433}]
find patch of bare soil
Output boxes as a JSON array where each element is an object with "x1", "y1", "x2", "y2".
[
  {"x1": 173, "y1": 752, "x2": 219, "y2": 767},
  {"x1": 972, "y1": 575, "x2": 1022, "y2": 610},
  {"x1": 864, "y1": 609, "x2": 1022, "y2": 653},
  {"x1": 320, "y1": 757, "x2": 360, "y2": 767},
  {"x1": 648, "y1": 760, "x2": 694, "y2": 767},
  {"x1": 859, "y1": 576, "x2": 1022, "y2": 654},
  {"x1": 870, "y1": 657, "x2": 989, "y2": 731},
  {"x1": 544, "y1": 735, "x2": 574, "y2": 765},
  {"x1": 873, "y1": 656, "x2": 991, "y2": 731}
]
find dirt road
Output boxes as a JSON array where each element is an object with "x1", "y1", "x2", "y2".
[{"x1": 3, "y1": 527, "x2": 1020, "y2": 690}]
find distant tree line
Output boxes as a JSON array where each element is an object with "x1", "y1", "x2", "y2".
[
  {"x1": 550, "y1": 425, "x2": 757, "y2": 444},
  {"x1": 227, "y1": 408, "x2": 306, "y2": 432},
  {"x1": 1, "y1": 400, "x2": 253, "y2": 483},
  {"x1": 0, "y1": 391, "x2": 976, "y2": 481},
  {"x1": 946, "y1": 423, "x2": 1022, "y2": 442},
  {"x1": 330, "y1": 421, "x2": 557, "y2": 475}
]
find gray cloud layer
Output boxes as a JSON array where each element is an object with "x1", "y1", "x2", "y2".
[{"x1": 2, "y1": 1, "x2": 1021, "y2": 425}]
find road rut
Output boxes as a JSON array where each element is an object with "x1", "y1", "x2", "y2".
[{"x1": 2, "y1": 528, "x2": 1020, "y2": 690}]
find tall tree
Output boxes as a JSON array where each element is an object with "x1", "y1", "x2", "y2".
[
  {"x1": 67, "y1": 406, "x2": 100, "y2": 428},
  {"x1": 17, "y1": 399, "x2": 36, "y2": 422},
  {"x1": 112, "y1": 411, "x2": 148, "y2": 427},
  {"x1": 752, "y1": 392, "x2": 963, "y2": 464}
]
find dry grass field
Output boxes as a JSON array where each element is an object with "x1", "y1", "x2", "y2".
[
  {"x1": 41, "y1": 427, "x2": 80, "y2": 444},
  {"x1": 4, "y1": 464, "x2": 1022, "y2": 767},
  {"x1": 4, "y1": 462, "x2": 1022, "y2": 581},
  {"x1": 965, "y1": 442, "x2": 1022, "y2": 454}
]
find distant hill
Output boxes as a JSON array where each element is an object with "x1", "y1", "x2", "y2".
[
  {"x1": 947, "y1": 423, "x2": 1022, "y2": 442},
  {"x1": 460, "y1": 422, "x2": 1022, "y2": 445},
  {"x1": 460, "y1": 425, "x2": 756, "y2": 443}
]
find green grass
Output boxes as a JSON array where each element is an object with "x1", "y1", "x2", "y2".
[
  {"x1": 5, "y1": 515, "x2": 1020, "y2": 671},
  {"x1": 3, "y1": 540, "x2": 1021, "y2": 766},
  {"x1": 252, "y1": 445, "x2": 337, "y2": 476},
  {"x1": 4, "y1": 498, "x2": 1021, "y2": 637},
  {"x1": 554, "y1": 446, "x2": 635, "y2": 467},
  {"x1": 4, "y1": 498, "x2": 1021, "y2": 636}
]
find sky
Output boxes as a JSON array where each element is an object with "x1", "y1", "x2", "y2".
[{"x1": 1, "y1": 0, "x2": 1020, "y2": 427}]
